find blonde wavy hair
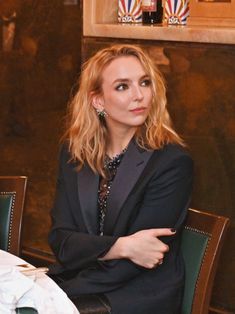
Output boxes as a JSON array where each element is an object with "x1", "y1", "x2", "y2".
[{"x1": 64, "y1": 44, "x2": 184, "y2": 176}]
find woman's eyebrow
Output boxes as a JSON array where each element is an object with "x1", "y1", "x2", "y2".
[
  {"x1": 140, "y1": 74, "x2": 150, "y2": 80},
  {"x1": 112, "y1": 78, "x2": 130, "y2": 84},
  {"x1": 112, "y1": 75, "x2": 150, "y2": 85}
]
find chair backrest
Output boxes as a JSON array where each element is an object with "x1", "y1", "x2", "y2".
[
  {"x1": 181, "y1": 208, "x2": 230, "y2": 314},
  {"x1": 0, "y1": 176, "x2": 27, "y2": 256}
]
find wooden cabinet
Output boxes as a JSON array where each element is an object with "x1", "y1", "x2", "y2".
[
  {"x1": 83, "y1": 0, "x2": 235, "y2": 45},
  {"x1": 188, "y1": 0, "x2": 235, "y2": 27}
]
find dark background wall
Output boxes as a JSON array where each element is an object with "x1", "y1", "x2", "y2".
[
  {"x1": 0, "y1": 0, "x2": 82, "y2": 251},
  {"x1": 0, "y1": 1, "x2": 234, "y2": 312}
]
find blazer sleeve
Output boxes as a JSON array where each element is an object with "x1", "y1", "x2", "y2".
[
  {"x1": 59, "y1": 150, "x2": 194, "y2": 296},
  {"x1": 48, "y1": 145, "x2": 118, "y2": 270}
]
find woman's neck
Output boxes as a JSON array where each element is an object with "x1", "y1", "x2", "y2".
[{"x1": 106, "y1": 127, "x2": 136, "y2": 158}]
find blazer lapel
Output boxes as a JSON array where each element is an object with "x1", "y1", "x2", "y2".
[
  {"x1": 77, "y1": 164, "x2": 99, "y2": 234},
  {"x1": 104, "y1": 140, "x2": 153, "y2": 235}
]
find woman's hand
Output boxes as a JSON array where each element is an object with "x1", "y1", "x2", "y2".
[
  {"x1": 99, "y1": 228, "x2": 175, "y2": 269},
  {"x1": 122, "y1": 228, "x2": 174, "y2": 268}
]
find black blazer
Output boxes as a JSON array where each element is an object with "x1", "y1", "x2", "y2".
[{"x1": 48, "y1": 140, "x2": 193, "y2": 314}]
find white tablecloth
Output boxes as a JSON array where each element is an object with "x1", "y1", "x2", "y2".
[{"x1": 0, "y1": 249, "x2": 79, "y2": 314}]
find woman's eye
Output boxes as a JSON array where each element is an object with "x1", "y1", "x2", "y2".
[
  {"x1": 140, "y1": 79, "x2": 151, "y2": 87},
  {"x1": 115, "y1": 83, "x2": 128, "y2": 91}
]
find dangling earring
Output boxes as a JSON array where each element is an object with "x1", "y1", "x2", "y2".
[{"x1": 96, "y1": 109, "x2": 107, "y2": 118}]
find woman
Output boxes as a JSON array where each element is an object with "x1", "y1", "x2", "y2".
[{"x1": 48, "y1": 44, "x2": 193, "y2": 314}]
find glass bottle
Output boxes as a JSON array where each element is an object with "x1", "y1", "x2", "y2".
[{"x1": 141, "y1": 0, "x2": 163, "y2": 24}]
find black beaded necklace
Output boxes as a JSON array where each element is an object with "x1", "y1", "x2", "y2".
[{"x1": 104, "y1": 147, "x2": 127, "y2": 175}]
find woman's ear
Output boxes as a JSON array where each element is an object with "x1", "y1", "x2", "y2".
[{"x1": 90, "y1": 93, "x2": 104, "y2": 111}]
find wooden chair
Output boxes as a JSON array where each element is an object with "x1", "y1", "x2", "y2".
[
  {"x1": 181, "y1": 208, "x2": 230, "y2": 314},
  {"x1": 0, "y1": 176, "x2": 27, "y2": 256},
  {"x1": 14, "y1": 206, "x2": 230, "y2": 314}
]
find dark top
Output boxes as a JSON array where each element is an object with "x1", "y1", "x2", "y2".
[
  {"x1": 98, "y1": 150, "x2": 126, "y2": 236},
  {"x1": 48, "y1": 140, "x2": 193, "y2": 314}
]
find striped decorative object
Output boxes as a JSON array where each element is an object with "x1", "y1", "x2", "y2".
[
  {"x1": 118, "y1": 0, "x2": 142, "y2": 23},
  {"x1": 164, "y1": 0, "x2": 190, "y2": 25}
]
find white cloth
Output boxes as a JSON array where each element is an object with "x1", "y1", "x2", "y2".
[{"x1": 0, "y1": 250, "x2": 79, "y2": 314}]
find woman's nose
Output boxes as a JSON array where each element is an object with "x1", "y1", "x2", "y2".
[{"x1": 132, "y1": 85, "x2": 144, "y2": 101}]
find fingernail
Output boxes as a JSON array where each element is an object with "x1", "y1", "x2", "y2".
[{"x1": 171, "y1": 228, "x2": 176, "y2": 233}]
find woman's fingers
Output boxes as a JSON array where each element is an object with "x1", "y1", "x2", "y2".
[
  {"x1": 125, "y1": 228, "x2": 177, "y2": 268},
  {"x1": 149, "y1": 228, "x2": 176, "y2": 237}
]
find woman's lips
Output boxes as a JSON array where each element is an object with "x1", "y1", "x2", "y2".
[{"x1": 129, "y1": 107, "x2": 146, "y2": 113}]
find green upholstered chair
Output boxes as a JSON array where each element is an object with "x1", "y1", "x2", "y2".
[
  {"x1": 16, "y1": 308, "x2": 38, "y2": 314},
  {"x1": 0, "y1": 176, "x2": 36, "y2": 314},
  {"x1": 0, "y1": 176, "x2": 27, "y2": 256},
  {"x1": 181, "y1": 208, "x2": 229, "y2": 314}
]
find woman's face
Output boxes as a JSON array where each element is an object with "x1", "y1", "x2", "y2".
[{"x1": 93, "y1": 56, "x2": 152, "y2": 133}]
